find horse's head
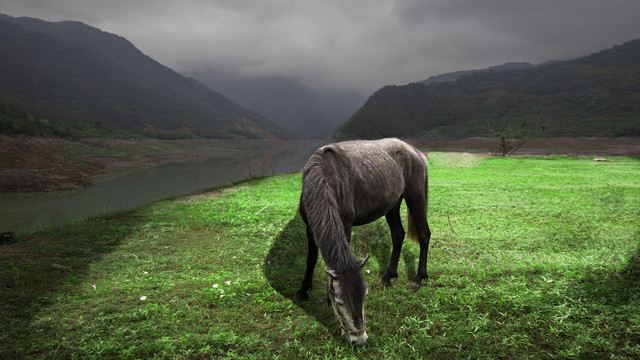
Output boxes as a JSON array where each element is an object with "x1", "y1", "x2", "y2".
[{"x1": 326, "y1": 255, "x2": 370, "y2": 347}]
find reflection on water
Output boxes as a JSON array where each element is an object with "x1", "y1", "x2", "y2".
[{"x1": 0, "y1": 141, "x2": 323, "y2": 233}]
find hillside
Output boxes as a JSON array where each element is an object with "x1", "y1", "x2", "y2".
[
  {"x1": 335, "y1": 39, "x2": 640, "y2": 139},
  {"x1": 0, "y1": 14, "x2": 288, "y2": 140},
  {"x1": 421, "y1": 62, "x2": 535, "y2": 85}
]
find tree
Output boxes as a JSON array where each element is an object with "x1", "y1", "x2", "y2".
[{"x1": 487, "y1": 110, "x2": 546, "y2": 156}]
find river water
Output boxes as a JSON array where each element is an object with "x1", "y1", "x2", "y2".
[{"x1": 1, "y1": 141, "x2": 323, "y2": 233}]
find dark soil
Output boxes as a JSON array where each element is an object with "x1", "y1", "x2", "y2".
[{"x1": 0, "y1": 136, "x2": 103, "y2": 192}]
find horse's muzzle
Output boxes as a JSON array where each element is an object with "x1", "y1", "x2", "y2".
[{"x1": 345, "y1": 327, "x2": 368, "y2": 347}]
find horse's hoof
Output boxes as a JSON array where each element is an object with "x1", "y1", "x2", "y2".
[
  {"x1": 377, "y1": 279, "x2": 392, "y2": 287},
  {"x1": 293, "y1": 291, "x2": 309, "y2": 303},
  {"x1": 408, "y1": 281, "x2": 421, "y2": 292}
]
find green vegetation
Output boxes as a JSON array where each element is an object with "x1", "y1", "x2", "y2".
[
  {"x1": 0, "y1": 103, "x2": 138, "y2": 139},
  {"x1": 335, "y1": 39, "x2": 640, "y2": 140},
  {"x1": 1, "y1": 154, "x2": 639, "y2": 358}
]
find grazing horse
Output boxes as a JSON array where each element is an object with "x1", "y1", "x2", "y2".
[{"x1": 295, "y1": 138, "x2": 431, "y2": 346}]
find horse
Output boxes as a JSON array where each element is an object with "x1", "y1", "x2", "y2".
[{"x1": 295, "y1": 138, "x2": 431, "y2": 347}]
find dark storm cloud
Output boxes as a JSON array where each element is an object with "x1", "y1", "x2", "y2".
[
  {"x1": 2, "y1": 0, "x2": 640, "y2": 94},
  {"x1": 395, "y1": 0, "x2": 640, "y2": 60}
]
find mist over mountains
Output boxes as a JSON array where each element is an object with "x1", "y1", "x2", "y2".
[
  {"x1": 2, "y1": 13, "x2": 638, "y2": 142},
  {"x1": 192, "y1": 72, "x2": 365, "y2": 139},
  {"x1": 0, "y1": 13, "x2": 365, "y2": 140}
]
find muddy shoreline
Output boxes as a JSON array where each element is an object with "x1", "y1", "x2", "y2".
[
  {"x1": 1, "y1": 136, "x2": 639, "y2": 193},
  {"x1": 0, "y1": 136, "x2": 297, "y2": 193}
]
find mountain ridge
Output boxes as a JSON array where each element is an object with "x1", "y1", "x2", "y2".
[
  {"x1": 0, "y1": 13, "x2": 289, "y2": 140},
  {"x1": 421, "y1": 62, "x2": 536, "y2": 85},
  {"x1": 335, "y1": 39, "x2": 640, "y2": 140}
]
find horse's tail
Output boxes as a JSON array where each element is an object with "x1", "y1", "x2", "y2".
[
  {"x1": 406, "y1": 149, "x2": 428, "y2": 244},
  {"x1": 407, "y1": 208, "x2": 419, "y2": 244},
  {"x1": 301, "y1": 146, "x2": 358, "y2": 272}
]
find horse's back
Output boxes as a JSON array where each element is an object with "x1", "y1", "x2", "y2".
[
  {"x1": 324, "y1": 138, "x2": 426, "y2": 225},
  {"x1": 334, "y1": 138, "x2": 426, "y2": 185}
]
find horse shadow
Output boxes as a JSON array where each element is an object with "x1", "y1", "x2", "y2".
[
  {"x1": 264, "y1": 213, "x2": 420, "y2": 334},
  {"x1": 264, "y1": 214, "x2": 339, "y2": 331}
]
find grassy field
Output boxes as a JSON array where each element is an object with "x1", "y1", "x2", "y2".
[{"x1": 1, "y1": 153, "x2": 639, "y2": 359}]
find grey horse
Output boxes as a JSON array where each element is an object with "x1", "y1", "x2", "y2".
[{"x1": 295, "y1": 138, "x2": 431, "y2": 346}]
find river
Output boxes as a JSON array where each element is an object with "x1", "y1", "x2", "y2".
[{"x1": 1, "y1": 141, "x2": 323, "y2": 233}]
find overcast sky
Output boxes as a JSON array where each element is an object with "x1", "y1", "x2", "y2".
[{"x1": 3, "y1": 0, "x2": 640, "y2": 94}]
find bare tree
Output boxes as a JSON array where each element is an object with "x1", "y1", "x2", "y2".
[{"x1": 487, "y1": 110, "x2": 546, "y2": 156}]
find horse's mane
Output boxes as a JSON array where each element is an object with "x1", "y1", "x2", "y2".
[{"x1": 300, "y1": 145, "x2": 366, "y2": 309}]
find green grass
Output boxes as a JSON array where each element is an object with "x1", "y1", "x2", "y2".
[{"x1": 1, "y1": 153, "x2": 639, "y2": 359}]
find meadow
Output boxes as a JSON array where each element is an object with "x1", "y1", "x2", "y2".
[{"x1": 1, "y1": 152, "x2": 639, "y2": 359}]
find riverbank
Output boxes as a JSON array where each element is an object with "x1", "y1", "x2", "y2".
[
  {"x1": 2, "y1": 136, "x2": 639, "y2": 193},
  {"x1": 0, "y1": 136, "x2": 297, "y2": 193},
  {"x1": 0, "y1": 139, "x2": 323, "y2": 233}
]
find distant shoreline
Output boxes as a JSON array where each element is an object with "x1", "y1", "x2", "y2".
[
  {"x1": 0, "y1": 136, "x2": 306, "y2": 193},
  {"x1": 410, "y1": 136, "x2": 640, "y2": 157},
  {"x1": 2, "y1": 136, "x2": 639, "y2": 193}
]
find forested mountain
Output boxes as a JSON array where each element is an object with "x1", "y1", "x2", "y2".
[
  {"x1": 0, "y1": 14, "x2": 288, "y2": 140},
  {"x1": 335, "y1": 39, "x2": 640, "y2": 139},
  {"x1": 195, "y1": 73, "x2": 365, "y2": 139},
  {"x1": 421, "y1": 62, "x2": 535, "y2": 85}
]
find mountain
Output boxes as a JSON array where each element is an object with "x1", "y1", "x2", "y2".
[
  {"x1": 335, "y1": 39, "x2": 640, "y2": 140},
  {"x1": 194, "y1": 72, "x2": 365, "y2": 139},
  {"x1": 0, "y1": 14, "x2": 288, "y2": 140},
  {"x1": 421, "y1": 62, "x2": 535, "y2": 85}
]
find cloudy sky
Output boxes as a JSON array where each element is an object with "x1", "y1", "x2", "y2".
[{"x1": 3, "y1": 0, "x2": 640, "y2": 94}]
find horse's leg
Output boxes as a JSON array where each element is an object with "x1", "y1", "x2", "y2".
[
  {"x1": 379, "y1": 200, "x2": 405, "y2": 286},
  {"x1": 406, "y1": 200, "x2": 431, "y2": 291},
  {"x1": 294, "y1": 225, "x2": 318, "y2": 302}
]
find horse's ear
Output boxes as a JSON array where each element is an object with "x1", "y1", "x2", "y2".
[
  {"x1": 326, "y1": 269, "x2": 338, "y2": 279},
  {"x1": 359, "y1": 255, "x2": 371, "y2": 269}
]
